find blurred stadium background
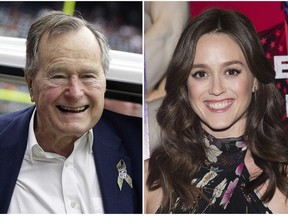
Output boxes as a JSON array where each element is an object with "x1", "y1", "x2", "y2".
[{"x1": 0, "y1": 1, "x2": 142, "y2": 117}]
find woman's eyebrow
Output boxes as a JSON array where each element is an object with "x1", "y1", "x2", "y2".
[
  {"x1": 191, "y1": 60, "x2": 244, "y2": 69},
  {"x1": 222, "y1": 60, "x2": 244, "y2": 67},
  {"x1": 191, "y1": 64, "x2": 209, "y2": 69}
]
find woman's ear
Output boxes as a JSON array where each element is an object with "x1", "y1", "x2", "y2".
[
  {"x1": 24, "y1": 71, "x2": 34, "y2": 102},
  {"x1": 252, "y1": 78, "x2": 258, "y2": 93}
]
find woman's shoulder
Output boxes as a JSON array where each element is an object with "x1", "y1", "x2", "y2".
[
  {"x1": 244, "y1": 150, "x2": 288, "y2": 213},
  {"x1": 144, "y1": 159, "x2": 163, "y2": 213}
]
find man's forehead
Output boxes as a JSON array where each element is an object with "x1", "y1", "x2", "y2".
[{"x1": 39, "y1": 28, "x2": 101, "y2": 56}]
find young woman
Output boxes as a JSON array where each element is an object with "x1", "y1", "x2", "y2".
[{"x1": 145, "y1": 8, "x2": 288, "y2": 213}]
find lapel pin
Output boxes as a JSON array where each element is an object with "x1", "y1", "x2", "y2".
[{"x1": 116, "y1": 159, "x2": 133, "y2": 191}]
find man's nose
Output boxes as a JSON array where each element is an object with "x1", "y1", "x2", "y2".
[{"x1": 65, "y1": 76, "x2": 84, "y2": 99}]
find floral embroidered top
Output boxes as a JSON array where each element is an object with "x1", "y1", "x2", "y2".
[{"x1": 157, "y1": 132, "x2": 272, "y2": 214}]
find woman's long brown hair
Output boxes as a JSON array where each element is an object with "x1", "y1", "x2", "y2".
[{"x1": 147, "y1": 8, "x2": 288, "y2": 212}]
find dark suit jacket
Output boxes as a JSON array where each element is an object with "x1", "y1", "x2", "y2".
[{"x1": 0, "y1": 106, "x2": 142, "y2": 213}]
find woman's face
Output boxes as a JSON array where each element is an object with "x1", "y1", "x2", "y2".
[{"x1": 187, "y1": 33, "x2": 257, "y2": 138}]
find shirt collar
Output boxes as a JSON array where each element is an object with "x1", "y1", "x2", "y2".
[{"x1": 27, "y1": 108, "x2": 94, "y2": 163}]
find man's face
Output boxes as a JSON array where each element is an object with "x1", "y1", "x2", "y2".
[{"x1": 26, "y1": 27, "x2": 106, "y2": 139}]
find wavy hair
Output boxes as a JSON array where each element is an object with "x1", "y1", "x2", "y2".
[{"x1": 147, "y1": 8, "x2": 288, "y2": 211}]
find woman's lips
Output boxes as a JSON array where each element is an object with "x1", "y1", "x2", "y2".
[{"x1": 204, "y1": 99, "x2": 234, "y2": 112}]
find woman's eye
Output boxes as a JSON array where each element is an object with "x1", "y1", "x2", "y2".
[
  {"x1": 191, "y1": 71, "x2": 208, "y2": 79},
  {"x1": 225, "y1": 69, "x2": 241, "y2": 76}
]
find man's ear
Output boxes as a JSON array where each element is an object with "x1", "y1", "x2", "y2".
[{"x1": 24, "y1": 71, "x2": 34, "y2": 102}]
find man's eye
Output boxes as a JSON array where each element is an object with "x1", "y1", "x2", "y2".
[
  {"x1": 51, "y1": 74, "x2": 67, "y2": 79},
  {"x1": 49, "y1": 73, "x2": 68, "y2": 85},
  {"x1": 191, "y1": 71, "x2": 208, "y2": 79},
  {"x1": 82, "y1": 74, "x2": 96, "y2": 79}
]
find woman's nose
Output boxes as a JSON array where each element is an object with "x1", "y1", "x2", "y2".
[{"x1": 208, "y1": 76, "x2": 226, "y2": 96}]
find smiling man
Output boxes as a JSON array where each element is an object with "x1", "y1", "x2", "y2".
[{"x1": 0, "y1": 11, "x2": 142, "y2": 213}]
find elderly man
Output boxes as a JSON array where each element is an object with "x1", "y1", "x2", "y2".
[{"x1": 0, "y1": 11, "x2": 142, "y2": 213}]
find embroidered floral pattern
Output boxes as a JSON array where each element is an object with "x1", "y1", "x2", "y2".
[
  {"x1": 236, "y1": 140, "x2": 247, "y2": 151},
  {"x1": 235, "y1": 162, "x2": 244, "y2": 176},
  {"x1": 211, "y1": 178, "x2": 227, "y2": 204},
  {"x1": 220, "y1": 178, "x2": 239, "y2": 209},
  {"x1": 204, "y1": 137, "x2": 223, "y2": 163},
  {"x1": 159, "y1": 132, "x2": 272, "y2": 214},
  {"x1": 196, "y1": 169, "x2": 217, "y2": 188}
]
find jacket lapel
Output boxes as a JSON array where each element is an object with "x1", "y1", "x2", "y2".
[
  {"x1": 92, "y1": 117, "x2": 137, "y2": 213},
  {"x1": 0, "y1": 107, "x2": 34, "y2": 213}
]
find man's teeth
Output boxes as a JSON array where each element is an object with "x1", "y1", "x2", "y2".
[
  {"x1": 58, "y1": 106, "x2": 87, "y2": 112},
  {"x1": 206, "y1": 101, "x2": 232, "y2": 109}
]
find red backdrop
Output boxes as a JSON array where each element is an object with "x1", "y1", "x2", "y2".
[{"x1": 190, "y1": 1, "x2": 285, "y2": 32}]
